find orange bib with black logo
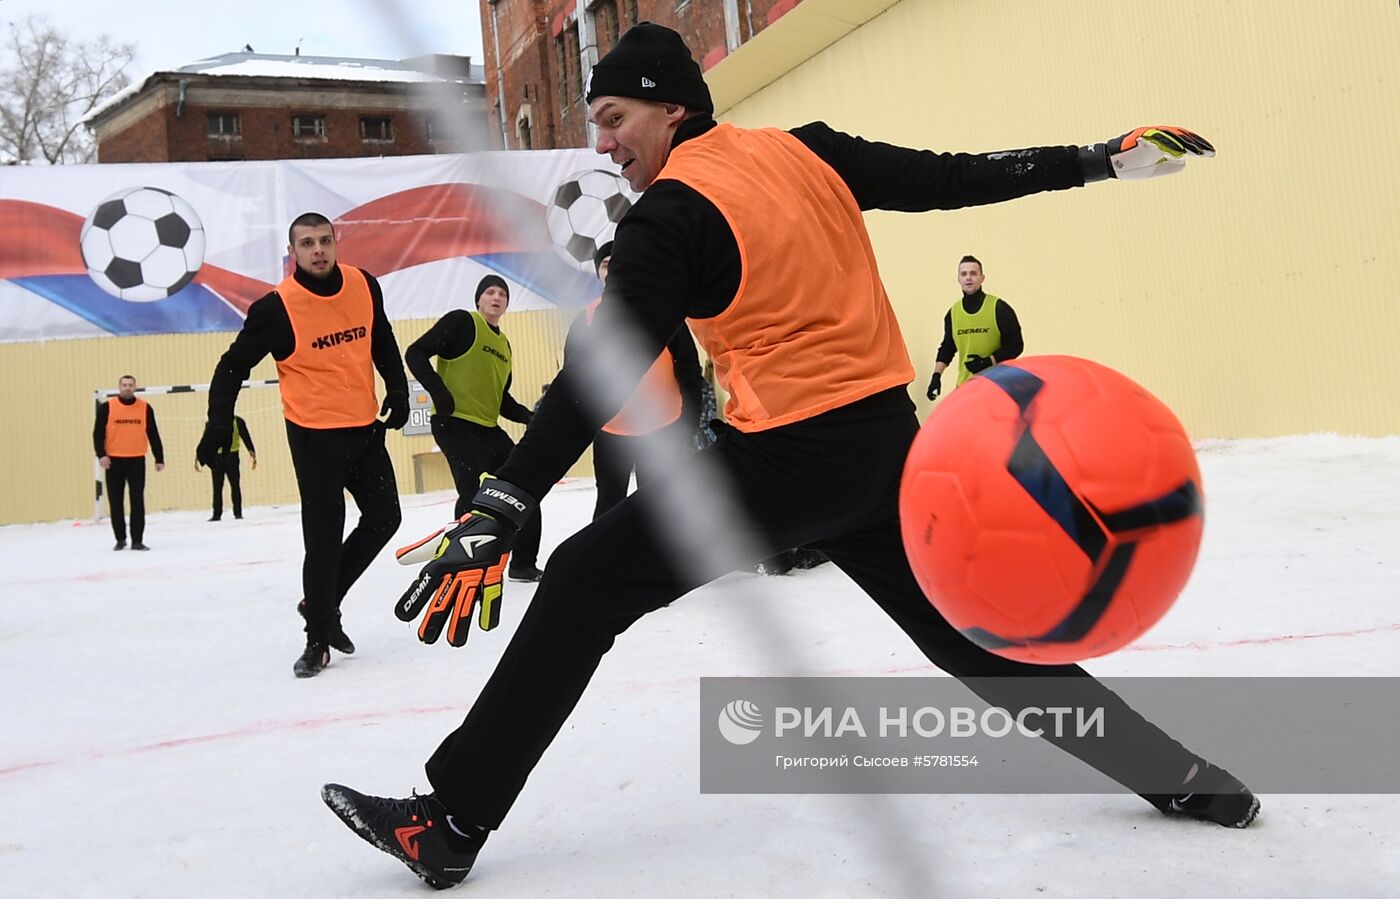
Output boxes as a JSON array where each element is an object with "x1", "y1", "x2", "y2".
[
  {"x1": 105, "y1": 397, "x2": 149, "y2": 458},
  {"x1": 275, "y1": 266, "x2": 378, "y2": 429}
]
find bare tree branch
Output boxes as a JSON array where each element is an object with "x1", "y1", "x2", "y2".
[{"x1": 0, "y1": 16, "x2": 134, "y2": 164}]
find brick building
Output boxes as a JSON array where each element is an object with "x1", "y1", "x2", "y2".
[
  {"x1": 481, "y1": 0, "x2": 802, "y2": 149},
  {"x1": 85, "y1": 52, "x2": 491, "y2": 163}
]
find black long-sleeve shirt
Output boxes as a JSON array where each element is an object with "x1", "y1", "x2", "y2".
[
  {"x1": 404, "y1": 310, "x2": 533, "y2": 425},
  {"x1": 233, "y1": 415, "x2": 256, "y2": 454},
  {"x1": 499, "y1": 117, "x2": 1088, "y2": 500},
  {"x1": 206, "y1": 264, "x2": 408, "y2": 427},
  {"x1": 935, "y1": 289, "x2": 1024, "y2": 365},
  {"x1": 93, "y1": 396, "x2": 165, "y2": 463}
]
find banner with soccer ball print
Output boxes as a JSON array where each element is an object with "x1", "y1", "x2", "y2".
[{"x1": 0, "y1": 151, "x2": 637, "y2": 343}]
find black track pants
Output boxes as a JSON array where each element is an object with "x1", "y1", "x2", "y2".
[
  {"x1": 105, "y1": 456, "x2": 146, "y2": 543},
  {"x1": 425, "y1": 401, "x2": 1200, "y2": 827},
  {"x1": 211, "y1": 452, "x2": 242, "y2": 518},
  {"x1": 430, "y1": 414, "x2": 542, "y2": 568},
  {"x1": 286, "y1": 421, "x2": 402, "y2": 642}
]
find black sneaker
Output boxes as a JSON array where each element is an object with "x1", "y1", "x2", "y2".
[
  {"x1": 209, "y1": 514, "x2": 221, "y2": 522},
  {"x1": 328, "y1": 628, "x2": 355, "y2": 655},
  {"x1": 321, "y1": 784, "x2": 485, "y2": 889},
  {"x1": 131, "y1": 542, "x2": 150, "y2": 551},
  {"x1": 298, "y1": 599, "x2": 355, "y2": 654},
  {"x1": 294, "y1": 641, "x2": 330, "y2": 678},
  {"x1": 756, "y1": 551, "x2": 795, "y2": 576},
  {"x1": 507, "y1": 564, "x2": 544, "y2": 583},
  {"x1": 790, "y1": 548, "x2": 831, "y2": 570},
  {"x1": 1148, "y1": 762, "x2": 1261, "y2": 828},
  {"x1": 113, "y1": 540, "x2": 126, "y2": 551}
]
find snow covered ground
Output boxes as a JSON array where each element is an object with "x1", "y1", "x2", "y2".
[{"x1": 2, "y1": 435, "x2": 1398, "y2": 897}]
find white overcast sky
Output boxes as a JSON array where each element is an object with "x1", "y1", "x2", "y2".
[{"x1": 2, "y1": 0, "x2": 485, "y2": 77}]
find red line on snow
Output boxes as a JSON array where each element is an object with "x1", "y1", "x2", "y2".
[
  {"x1": 4, "y1": 622, "x2": 1397, "y2": 779},
  {"x1": 1123, "y1": 621, "x2": 1400, "y2": 653},
  {"x1": 0, "y1": 703, "x2": 461, "y2": 779}
]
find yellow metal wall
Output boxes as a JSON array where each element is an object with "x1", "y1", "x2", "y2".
[
  {"x1": 0, "y1": 309, "x2": 572, "y2": 525},
  {"x1": 717, "y1": 0, "x2": 1400, "y2": 438},
  {"x1": 8, "y1": 1, "x2": 1398, "y2": 522}
]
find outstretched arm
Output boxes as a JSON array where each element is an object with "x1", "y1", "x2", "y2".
[{"x1": 791, "y1": 122, "x2": 1213, "y2": 212}]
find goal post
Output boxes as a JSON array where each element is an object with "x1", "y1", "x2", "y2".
[{"x1": 92, "y1": 378, "x2": 285, "y2": 521}]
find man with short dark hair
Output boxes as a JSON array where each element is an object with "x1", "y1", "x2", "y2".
[
  {"x1": 926, "y1": 255, "x2": 1024, "y2": 400},
  {"x1": 199, "y1": 213, "x2": 409, "y2": 678},
  {"x1": 404, "y1": 274, "x2": 546, "y2": 582},
  {"x1": 322, "y1": 23, "x2": 1244, "y2": 889},
  {"x1": 94, "y1": 374, "x2": 164, "y2": 551}
]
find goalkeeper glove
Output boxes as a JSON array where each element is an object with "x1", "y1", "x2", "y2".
[
  {"x1": 1081, "y1": 126, "x2": 1215, "y2": 182},
  {"x1": 926, "y1": 372, "x2": 942, "y2": 401},
  {"x1": 394, "y1": 478, "x2": 537, "y2": 647}
]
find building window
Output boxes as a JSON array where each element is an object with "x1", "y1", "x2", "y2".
[
  {"x1": 595, "y1": 0, "x2": 620, "y2": 51},
  {"x1": 360, "y1": 116, "x2": 394, "y2": 142},
  {"x1": 555, "y1": 35, "x2": 568, "y2": 110},
  {"x1": 426, "y1": 117, "x2": 463, "y2": 142},
  {"x1": 623, "y1": 0, "x2": 638, "y2": 26},
  {"x1": 207, "y1": 112, "x2": 241, "y2": 137},
  {"x1": 564, "y1": 28, "x2": 581, "y2": 102},
  {"x1": 292, "y1": 115, "x2": 326, "y2": 139}
]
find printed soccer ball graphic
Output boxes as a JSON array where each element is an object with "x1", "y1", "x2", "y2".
[
  {"x1": 899, "y1": 356, "x2": 1205, "y2": 664},
  {"x1": 545, "y1": 169, "x2": 634, "y2": 269},
  {"x1": 79, "y1": 186, "x2": 207, "y2": 302}
]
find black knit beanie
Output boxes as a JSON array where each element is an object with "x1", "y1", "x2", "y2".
[
  {"x1": 474, "y1": 274, "x2": 509, "y2": 306},
  {"x1": 593, "y1": 240, "x2": 614, "y2": 277},
  {"x1": 585, "y1": 22, "x2": 713, "y2": 115}
]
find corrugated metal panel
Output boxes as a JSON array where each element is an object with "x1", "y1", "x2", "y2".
[
  {"x1": 720, "y1": 0, "x2": 1400, "y2": 440},
  {"x1": 0, "y1": 308, "x2": 576, "y2": 525}
]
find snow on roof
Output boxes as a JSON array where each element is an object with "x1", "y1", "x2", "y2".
[
  {"x1": 84, "y1": 52, "x2": 484, "y2": 126},
  {"x1": 178, "y1": 52, "x2": 459, "y2": 83},
  {"x1": 83, "y1": 80, "x2": 145, "y2": 125}
]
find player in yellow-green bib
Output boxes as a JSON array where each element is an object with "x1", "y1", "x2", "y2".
[
  {"x1": 405, "y1": 275, "x2": 545, "y2": 582},
  {"x1": 926, "y1": 255, "x2": 1023, "y2": 399}
]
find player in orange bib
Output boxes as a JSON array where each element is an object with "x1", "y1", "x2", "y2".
[
  {"x1": 93, "y1": 374, "x2": 165, "y2": 551},
  {"x1": 199, "y1": 213, "x2": 410, "y2": 678},
  {"x1": 571, "y1": 240, "x2": 702, "y2": 521},
  {"x1": 322, "y1": 24, "x2": 1250, "y2": 889}
]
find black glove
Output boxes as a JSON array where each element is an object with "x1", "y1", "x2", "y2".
[
  {"x1": 195, "y1": 421, "x2": 232, "y2": 469},
  {"x1": 380, "y1": 393, "x2": 409, "y2": 430},
  {"x1": 965, "y1": 354, "x2": 994, "y2": 375},
  {"x1": 926, "y1": 372, "x2": 942, "y2": 401},
  {"x1": 394, "y1": 478, "x2": 537, "y2": 647},
  {"x1": 430, "y1": 389, "x2": 455, "y2": 418}
]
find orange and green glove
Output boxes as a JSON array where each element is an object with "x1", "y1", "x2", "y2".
[
  {"x1": 1082, "y1": 126, "x2": 1215, "y2": 182},
  {"x1": 394, "y1": 478, "x2": 536, "y2": 647}
]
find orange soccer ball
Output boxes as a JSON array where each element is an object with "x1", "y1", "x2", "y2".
[{"x1": 899, "y1": 356, "x2": 1204, "y2": 664}]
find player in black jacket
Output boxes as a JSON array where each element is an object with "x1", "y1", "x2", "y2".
[
  {"x1": 197, "y1": 213, "x2": 409, "y2": 678},
  {"x1": 322, "y1": 25, "x2": 1248, "y2": 890}
]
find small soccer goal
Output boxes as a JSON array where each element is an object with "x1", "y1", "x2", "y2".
[{"x1": 92, "y1": 378, "x2": 286, "y2": 521}]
